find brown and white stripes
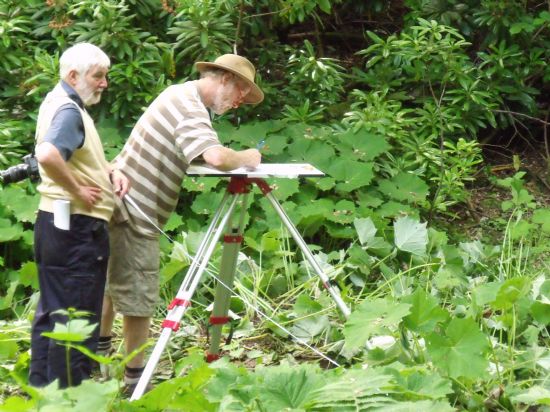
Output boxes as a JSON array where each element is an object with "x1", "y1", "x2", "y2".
[{"x1": 113, "y1": 81, "x2": 222, "y2": 237}]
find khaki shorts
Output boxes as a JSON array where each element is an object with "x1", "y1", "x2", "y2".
[{"x1": 106, "y1": 221, "x2": 160, "y2": 317}]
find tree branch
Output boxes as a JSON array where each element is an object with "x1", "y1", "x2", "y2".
[
  {"x1": 234, "y1": 0, "x2": 245, "y2": 54},
  {"x1": 492, "y1": 109, "x2": 550, "y2": 125}
]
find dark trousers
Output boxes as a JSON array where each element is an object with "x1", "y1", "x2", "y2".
[{"x1": 29, "y1": 210, "x2": 109, "y2": 388}]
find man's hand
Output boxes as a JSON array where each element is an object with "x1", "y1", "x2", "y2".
[
  {"x1": 76, "y1": 185, "x2": 103, "y2": 210},
  {"x1": 110, "y1": 169, "x2": 130, "y2": 198},
  {"x1": 240, "y1": 148, "x2": 261, "y2": 169}
]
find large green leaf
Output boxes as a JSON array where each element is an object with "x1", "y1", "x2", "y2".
[
  {"x1": 394, "y1": 216, "x2": 428, "y2": 256},
  {"x1": 0, "y1": 280, "x2": 18, "y2": 310},
  {"x1": 257, "y1": 364, "x2": 325, "y2": 410},
  {"x1": 491, "y1": 277, "x2": 531, "y2": 310},
  {"x1": 191, "y1": 191, "x2": 225, "y2": 215},
  {"x1": 343, "y1": 298, "x2": 411, "y2": 352},
  {"x1": 354, "y1": 217, "x2": 388, "y2": 250},
  {"x1": 378, "y1": 173, "x2": 429, "y2": 203},
  {"x1": 0, "y1": 333, "x2": 18, "y2": 361},
  {"x1": 0, "y1": 396, "x2": 36, "y2": 411},
  {"x1": 0, "y1": 186, "x2": 39, "y2": 223},
  {"x1": 530, "y1": 301, "x2": 550, "y2": 324},
  {"x1": 297, "y1": 198, "x2": 333, "y2": 217},
  {"x1": 402, "y1": 289, "x2": 449, "y2": 334},
  {"x1": 270, "y1": 178, "x2": 300, "y2": 201},
  {"x1": 327, "y1": 200, "x2": 356, "y2": 224},
  {"x1": 532, "y1": 208, "x2": 550, "y2": 233},
  {"x1": 390, "y1": 368, "x2": 453, "y2": 400},
  {"x1": 182, "y1": 176, "x2": 220, "y2": 193},
  {"x1": 42, "y1": 319, "x2": 97, "y2": 343},
  {"x1": 60, "y1": 380, "x2": 119, "y2": 412},
  {"x1": 290, "y1": 314, "x2": 329, "y2": 339},
  {"x1": 35, "y1": 378, "x2": 118, "y2": 412},
  {"x1": 511, "y1": 386, "x2": 550, "y2": 406},
  {"x1": 288, "y1": 140, "x2": 335, "y2": 172},
  {"x1": 426, "y1": 317, "x2": 490, "y2": 379},
  {"x1": 18, "y1": 261, "x2": 38, "y2": 289},
  {"x1": 336, "y1": 129, "x2": 390, "y2": 161},
  {"x1": 354, "y1": 217, "x2": 377, "y2": 246},
  {"x1": 0, "y1": 218, "x2": 24, "y2": 242},
  {"x1": 164, "y1": 212, "x2": 184, "y2": 231},
  {"x1": 377, "y1": 201, "x2": 415, "y2": 218},
  {"x1": 371, "y1": 400, "x2": 455, "y2": 411},
  {"x1": 309, "y1": 368, "x2": 396, "y2": 410},
  {"x1": 327, "y1": 159, "x2": 374, "y2": 192}
]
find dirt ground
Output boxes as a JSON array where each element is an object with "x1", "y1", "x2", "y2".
[{"x1": 447, "y1": 141, "x2": 550, "y2": 242}]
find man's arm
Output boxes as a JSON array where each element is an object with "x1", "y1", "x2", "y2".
[
  {"x1": 202, "y1": 146, "x2": 261, "y2": 171},
  {"x1": 35, "y1": 142, "x2": 102, "y2": 210}
]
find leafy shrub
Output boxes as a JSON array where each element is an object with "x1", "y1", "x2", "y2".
[{"x1": 168, "y1": 0, "x2": 235, "y2": 68}]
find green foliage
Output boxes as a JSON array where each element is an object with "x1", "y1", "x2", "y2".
[
  {"x1": 343, "y1": 298, "x2": 411, "y2": 353},
  {"x1": 0, "y1": 1, "x2": 549, "y2": 410},
  {"x1": 402, "y1": 289, "x2": 449, "y2": 334},
  {"x1": 393, "y1": 216, "x2": 428, "y2": 256},
  {"x1": 426, "y1": 317, "x2": 491, "y2": 380},
  {"x1": 285, "y1": 39, "x2": 345, "y2": 112},
  {"x1": 168, "y1": 0, "x2": 235, "y2": 67},
  {"x1": 278, "y1": 0, "x2": 337, "y2": 24}
]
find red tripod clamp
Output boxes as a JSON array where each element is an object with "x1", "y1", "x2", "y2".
[
  {"x1": 167, "y1": 298, "x2": 191, "y2": 310},
  {"x1": 161, "y1": 320, "x2": 180, "y2": 331}
]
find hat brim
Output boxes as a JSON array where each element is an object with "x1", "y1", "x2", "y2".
[{"x1": 195, "y1": 61, "x2": 264, "y2": 105}]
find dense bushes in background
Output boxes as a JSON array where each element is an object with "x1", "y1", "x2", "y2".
[{"x1": 1, "y1": 1, "x2": 549, "y2": 409}]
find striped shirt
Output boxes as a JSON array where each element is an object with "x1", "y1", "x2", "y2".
[{"x1": 113, "y1": 81, "x2": 222, "y2": 237}]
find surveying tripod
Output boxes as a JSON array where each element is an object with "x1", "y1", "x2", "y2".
[{"x1": 131, "y1": 165, "x2": 351, "y2": 400}]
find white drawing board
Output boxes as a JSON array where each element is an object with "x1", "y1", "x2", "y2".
[{"x1": 186, "y1": 163, "x2": 325, "y2": 178}]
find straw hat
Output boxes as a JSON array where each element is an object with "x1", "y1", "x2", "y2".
[{"x1": 195, "y1": 54, "x2": 264, "y2": 104}]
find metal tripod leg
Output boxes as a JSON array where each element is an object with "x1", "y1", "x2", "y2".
[
  {"x1": 263, "y1": 189, "x2": 351, "y2": 318},
  {"x1": 131, "y1": 176, "x2": 350, "y2": 401},
  {"x1": 206, "y1": 191, "x2": 250, "y2": 360},
  {"x1": 131, "y1": 191, "x2": 242, "y2": 400}
]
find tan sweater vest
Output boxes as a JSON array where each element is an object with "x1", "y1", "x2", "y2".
[{"x1": 35, "y1": 83, "x2": 114, "y2": 222}]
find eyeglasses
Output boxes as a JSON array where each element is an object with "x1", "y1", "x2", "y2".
[{"x1": 232, "y1": 81, "x2": 251, "y2": 108}]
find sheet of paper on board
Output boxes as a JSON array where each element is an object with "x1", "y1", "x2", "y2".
[{"x1": 186, "y1": 163, "x2": 325, "y2": 178}]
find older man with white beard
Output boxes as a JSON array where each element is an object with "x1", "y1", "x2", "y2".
[{"x1": 29, "y1": 42, "x2": 129, "y2": 388}]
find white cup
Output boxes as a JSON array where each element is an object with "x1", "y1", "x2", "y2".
[{"x1": 53, "y1": 199, "x2": 71, "y2": 230}]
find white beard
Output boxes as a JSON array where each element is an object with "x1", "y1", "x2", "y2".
[
  {"x1": 75, "y1": 77, "x2": 102, "y2": 106},
  {"x1": 210, "y1": 82, "x2": 238, "y2": 115}
]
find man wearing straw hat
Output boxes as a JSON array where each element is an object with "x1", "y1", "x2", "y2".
[{"x1": 98, "y1": 54, "x2": 263, "y2": 393}]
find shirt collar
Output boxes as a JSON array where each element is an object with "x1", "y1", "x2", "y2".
[{"x1": 61, "y1": 80, "x2": 84, "y2": 109}]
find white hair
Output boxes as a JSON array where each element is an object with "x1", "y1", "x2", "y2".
[{"x1": 59, "y1": 43, "x2": 110, "y2": 79}]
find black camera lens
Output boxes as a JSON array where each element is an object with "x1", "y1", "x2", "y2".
[
  {"x1": 0, "y1": 154, "x2": 40, "y2": 184},
  {"x1": 0, "y1": 164, "x2": 31, "y2": 184}
]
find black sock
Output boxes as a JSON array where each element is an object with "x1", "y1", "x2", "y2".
[
  {"x1": 97, "y1": 336, "x2": 112, "y2": 354},
  {"x1": 124, "y1": 366, "x2": 145, "y2": 384}
]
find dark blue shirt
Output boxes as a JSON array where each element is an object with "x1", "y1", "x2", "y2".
[{"x1": 42, "y1": 81, "x2": 85, "y2": 161}]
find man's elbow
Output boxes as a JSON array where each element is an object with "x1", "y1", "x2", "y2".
[{"x1": 35, "y1": 142, "x2": 60, "y2": 166}]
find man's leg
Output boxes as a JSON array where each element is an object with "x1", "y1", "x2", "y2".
[
  {"x1": 123, "y1": 316, "x2": 151, "y2": 368},
  {"x1": 100, "y1": 295, "x2": 116, "y2": 338},
  {"x1": 106, "y1": 222, "x2": 159, "y2": 393},
  {"x1": 98, "y1": 294, "x2": 116, "y2": 358},
  {"x1": 29, "y1": 212, "x2": 50, "y2": 387},
  {"x1": 29, "y1": 298, "x2": 51, "y2": 387},
  {"x1": 121, "y1": 315, "x2": 152, "y2": 392},
  {"x1": 31, "y1": 212, "x2": 109, "y2": 388}
]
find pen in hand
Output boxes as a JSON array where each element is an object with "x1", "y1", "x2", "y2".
[{"x1": 245, "y1": 139, "x2": 265, "y2": 171}]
